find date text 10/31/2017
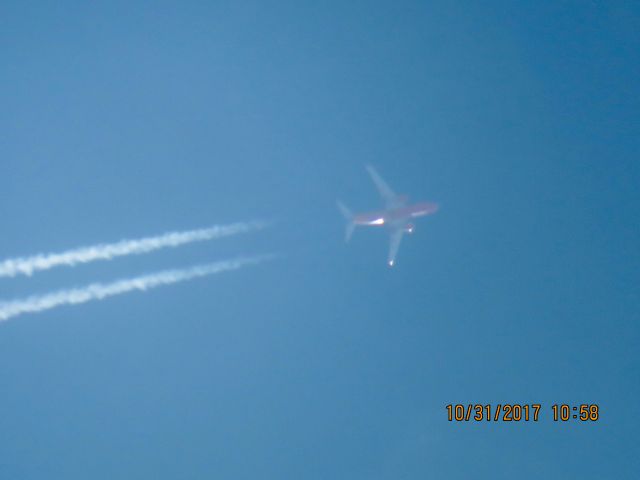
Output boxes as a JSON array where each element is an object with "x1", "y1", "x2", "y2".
[{"x1": 445, "y1": 404, "x2": 600, "y2": 422}]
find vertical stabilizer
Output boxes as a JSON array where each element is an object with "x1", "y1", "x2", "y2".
[{"x1": 336, "y1": 200, "x2": 356, "y2": 243}]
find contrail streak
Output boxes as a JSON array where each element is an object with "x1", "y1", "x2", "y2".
[
  {"x1": 0, "y1": 255, "x2": 274, "y2": 323},
  {"x1": 0, "y1": 221, "x2": 267, "y2": 278}
]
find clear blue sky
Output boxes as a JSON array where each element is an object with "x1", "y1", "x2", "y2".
[{"x1": 1, "y1": 1, "x2": 639, "y2": 478}]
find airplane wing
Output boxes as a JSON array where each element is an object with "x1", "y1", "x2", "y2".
[
  {"x1": 365, "y1": 165, "x2": 404, "y2": 209},
  {"x1": 387, "y1": 228, "x2": 404, "y2": 267}
]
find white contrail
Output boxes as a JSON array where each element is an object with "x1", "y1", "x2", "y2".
[
  {"x1": 0, "y1": 255, "x2": 274, "y2": 323},
  {"x1": 0, "y1": 221, "x2": 267, "y2": 278}
]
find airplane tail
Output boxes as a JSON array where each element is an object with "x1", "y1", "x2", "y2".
[{"x1": 336, "y1": 200, "x2": 356, "y2": 243}]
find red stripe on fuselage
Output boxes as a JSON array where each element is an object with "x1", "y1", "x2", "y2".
[{"x1": 353, "y1": 202, "x2": 439, "y2": 226}]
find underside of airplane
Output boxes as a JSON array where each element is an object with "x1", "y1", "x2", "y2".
[{"x1": 337, "y1": 165, "x2": 438, "y2": 266}]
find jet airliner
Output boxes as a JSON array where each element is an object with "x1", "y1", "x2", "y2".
[{"x1": 338, "y1": 165, "x2": 439, "y2": 266}]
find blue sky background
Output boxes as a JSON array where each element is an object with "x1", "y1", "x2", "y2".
[{"x1": 1, "y1": 1, "x2": 639, "y2": 478}]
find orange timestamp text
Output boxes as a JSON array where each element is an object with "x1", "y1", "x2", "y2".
[{"x1": 446, "y1": 404, "x2": 600, "y2": 422}]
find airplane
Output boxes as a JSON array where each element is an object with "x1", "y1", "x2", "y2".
[{"x1": 337, "y1": 165, "x2": 439, "y2": 267}]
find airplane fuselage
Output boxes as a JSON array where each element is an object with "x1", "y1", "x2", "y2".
[
  {"x1": 353, "y1": 201, "x2": 439, "y2": 227},
  {"x1": 338, "y1": 165, "x2": 439, "y2": 266}
]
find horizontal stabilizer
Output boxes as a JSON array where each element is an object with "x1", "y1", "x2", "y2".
[{"x1": 337, "y1": 200, "x2": 356, "y2": 243}]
